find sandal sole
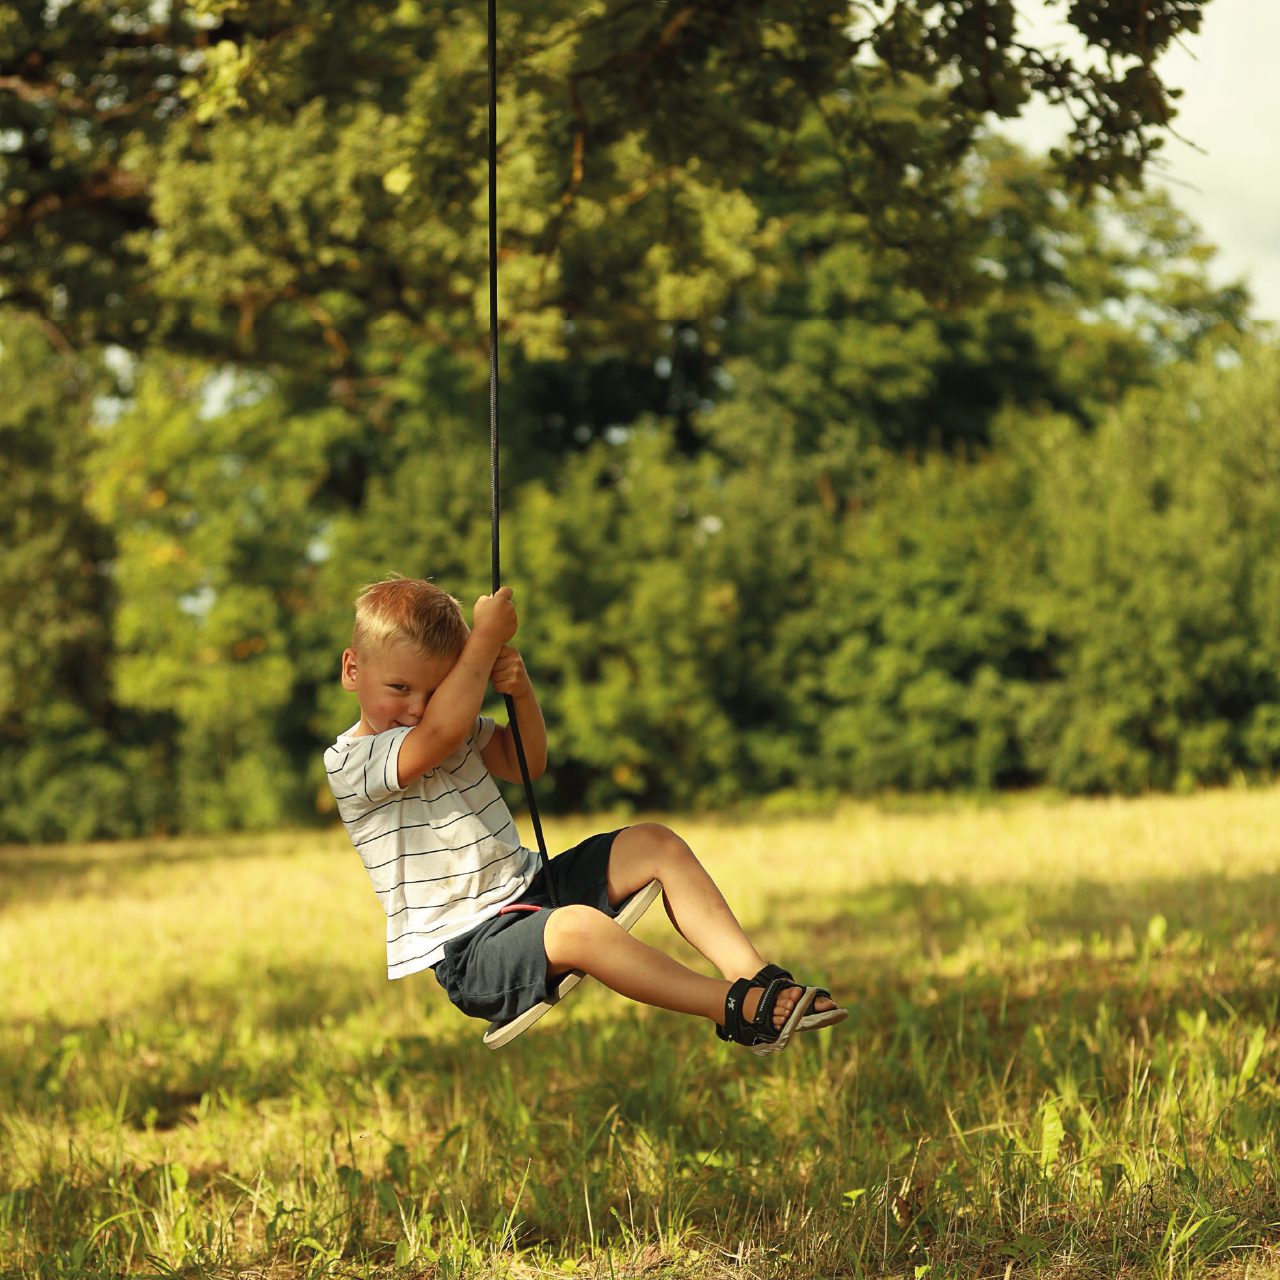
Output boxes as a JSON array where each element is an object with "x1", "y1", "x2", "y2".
[
  {"x1": 799, "y1": 1005, "x2": 850, "y2": 1032},
  {"x1": 482, "y1": 878, "x2": 664, "y2": 1049}
]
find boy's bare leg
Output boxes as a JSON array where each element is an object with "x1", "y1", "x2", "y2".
[
  {"x1": 598, "y1": 822, "x2": 837, "y2": 1021},
  {"x1": 606, "y1": 823, "x2": 764, "y2": 976},
  {"x1": 543, "y1": 905, "x2": 804, "y2": 1030}
]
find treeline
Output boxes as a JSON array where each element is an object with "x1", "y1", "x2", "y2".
[
  {"x1": 3, "y1": 182, "x2": 1276, "y2": 838},
  {"x1": 1, "y1": 0, "x2": 1265, "y2": 838}
]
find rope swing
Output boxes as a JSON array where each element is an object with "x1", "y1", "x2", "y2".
[
  {"x1": 481, "y1": 0, "x2": 662, "y2": 1049},
  {"x1": 486, "y1": 0, "x2": 558, "y2": 912}
]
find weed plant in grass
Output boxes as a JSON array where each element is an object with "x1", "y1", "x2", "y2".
[{"x1": 3, "y1": 793, "x2": 1280, "y2": 1277}]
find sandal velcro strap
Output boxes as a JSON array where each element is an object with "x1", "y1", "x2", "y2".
[
  {"x1": 717, "y1": 977, "x2": 753, "y2": 1043},
  {"x1": 754, "y1": 963, "x2": 795, "y2": 987},
  {"x1": 756, "y1": 963, "x2": 833, "y2": 1002}
]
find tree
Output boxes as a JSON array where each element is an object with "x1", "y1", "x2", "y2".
[
  {"x1": 706, "y1": 137, "x2": 1247, "y2": 478},
  {"x1": 1028, "y1": 343, "x2": 1280, "y2": 792},
  {"x1": 1, "y1": 0, "x2": 1212, "y2": 374},
  {"x1": 1, "y1": 0, "x2": 1262, "y2": 832},
  {"x1": 53, "y1": 137, "x2": 1253, "y2": 823},
  {"x1": 0, "y1": 317, "x2": 168, "y2": 839}
]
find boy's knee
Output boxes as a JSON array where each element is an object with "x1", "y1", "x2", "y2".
[
  {"x1": 544, "y1": 903, "x2": 614, "y2": 961},
  {"x1": 631, "y1": 822, "x2": 692, "y2": 861}
]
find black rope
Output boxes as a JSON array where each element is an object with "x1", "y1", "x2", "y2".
[{"x1": 488, "y1": 0, "x2": 558, "y2": 907}]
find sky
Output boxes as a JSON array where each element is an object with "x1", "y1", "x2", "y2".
[{"x1": 1004, "y1": 0, "x2": 1280, "y2": 324}]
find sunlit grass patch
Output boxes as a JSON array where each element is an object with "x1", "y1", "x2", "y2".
[{"x1": 4, "y1": 791, "x2": 1280, "y2": 1276}]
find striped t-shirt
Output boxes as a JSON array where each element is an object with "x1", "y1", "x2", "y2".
[{"x1": 325, "y1": 716, "x2": 538, "y2": 978}]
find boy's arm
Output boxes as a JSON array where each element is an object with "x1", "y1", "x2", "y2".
[
  {"x1": 395, "y1": 589, "x2": 517, "y2": 787},
  {"x1": 479, "y1": 646, "x2": 548, "y2": 784}
]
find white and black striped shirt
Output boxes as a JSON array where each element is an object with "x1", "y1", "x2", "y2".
[{"x1": 325, "y1": 716, "x2": 537, "y2": 978}]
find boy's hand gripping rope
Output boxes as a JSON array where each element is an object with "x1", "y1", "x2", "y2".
[{"x1": 488, "y1": 0, "x2": 558, "y2": 908}]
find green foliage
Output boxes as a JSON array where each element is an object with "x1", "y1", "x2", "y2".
[
  {"x1": 721, "y1": 137, "x2": 1246, "y2": 470},
  {"x1": 1, "y1": 0, "x2": 1214, "y2": 370},
  {"x1": 504, "y1": 425, "x2": 833, "y2": 808},
  {"x1": 0, "y1": 0, "x2": 1265, "y2": 830},
  {"x1": 1030, "y1": 346, "x2": 1280, "y2": 792},
  {"x1": 82, "y1": 345, "x2": 503, "y2": 828},
  {"x1": 9, "y1": 322, "x2": 1279, "y2": 832},
  {"x1": 0, "y1": 317, "x2": 166, "y2": 841},
  {"x1": 88, "y1": 363, "x2": 326, "y2": 831},
  {"x1": 817, "y1": 445, "x2": 1044, "y2": 792},
  {"x1": 812, "y1": 345, "x2": 1280, "y2": 796}
]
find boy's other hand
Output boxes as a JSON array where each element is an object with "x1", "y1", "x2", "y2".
[
  {"x1": 490, "y1": 645, "x2": 532, "y2": 699},
  {"x1": 473, "y1": 586, "x2": 518, "y2": 646}
]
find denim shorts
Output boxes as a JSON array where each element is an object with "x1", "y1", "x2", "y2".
[{"x1": 432, "y1": 828, "x2": 625, "y2": 1023}]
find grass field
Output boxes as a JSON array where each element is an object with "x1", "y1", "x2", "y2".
[{"x1": 4, "y1": 791, "x2": 1280, "y2": 1278}]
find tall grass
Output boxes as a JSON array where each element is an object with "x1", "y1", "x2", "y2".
[{"x1": 3, "y1": 791, "x2": 1280, "y2": 1276}]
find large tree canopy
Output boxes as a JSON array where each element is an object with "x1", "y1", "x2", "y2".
[
  {"x1": 0, "y1": 0, "x2": 1209, "y2": 371},
  {"x1": 4, "y1": 0, "x2": 1266, "y2": 839}
]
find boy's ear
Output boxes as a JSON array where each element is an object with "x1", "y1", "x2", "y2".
[{"x1": 340, "y1": 648, "x2": 359, "y2": 691}]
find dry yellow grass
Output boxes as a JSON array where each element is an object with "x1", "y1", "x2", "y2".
[
  {"x1": 8, "y1": 786, "x2": 1278, "y2": 1025},
  {"x1": 4, "y1": 788, "x2": 1280, "y2": 1277}
]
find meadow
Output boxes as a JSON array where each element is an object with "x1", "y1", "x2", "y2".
[{"x1": 3, "y1": 790, "x2": 1280, "y2": 1278}]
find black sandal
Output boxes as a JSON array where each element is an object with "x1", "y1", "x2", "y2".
[
  {"x1": 754, "y1": 964, "x2": 849, "y2": 1032},
  {"x1": 717, "y1": 973, "x2": 816, "y2": 1056}
]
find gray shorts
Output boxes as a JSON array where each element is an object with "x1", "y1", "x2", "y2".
[{"x1": 432, "y1": 828, "x2": 626, "y2": 1024}]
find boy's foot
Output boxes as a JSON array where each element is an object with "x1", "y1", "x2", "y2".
[
  {"x1": 742, "y1": 984, "x2": 838, "y2": 1030},
  {"x1": 747, "y1": 963, "x2": 849, "y2": 1033},
  {"x1": 719, "y1": 976, "x2": 817, "y2": 1055}
]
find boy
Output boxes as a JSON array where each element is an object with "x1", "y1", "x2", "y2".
[{"x1": 325, "y1": 576, "x2": 846, "y2": 1052}]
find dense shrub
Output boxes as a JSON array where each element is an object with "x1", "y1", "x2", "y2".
[
  {"x1": 816, "y1": 445, "x2": 1046, "y2": 792},
  {"x1": 1031, "y1": 347, "x2": 1280, "y2": 791},
  {"x1": 813, "y1": 345, "x2": 1280, "y2": 795}
]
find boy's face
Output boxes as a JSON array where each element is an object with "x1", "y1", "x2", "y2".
[{"x1": 341, "y1": 638, "x2": 458, "y2": 736}]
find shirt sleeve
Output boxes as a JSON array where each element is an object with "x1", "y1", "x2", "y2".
[
  {"x1": 328, "y1": 727, "x2": 412, "y2": 810},
  {"x1": 474, "y1": 714, "x2": 496, "y2": 750}
]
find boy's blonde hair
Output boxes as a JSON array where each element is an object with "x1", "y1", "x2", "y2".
[{"x1": 352, "y1": 577, "x2": 468, "y2": 658}]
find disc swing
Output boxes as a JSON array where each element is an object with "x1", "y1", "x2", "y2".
[{"x1": 479, "y1": 0, "x2": 661, "y2": 1050}]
